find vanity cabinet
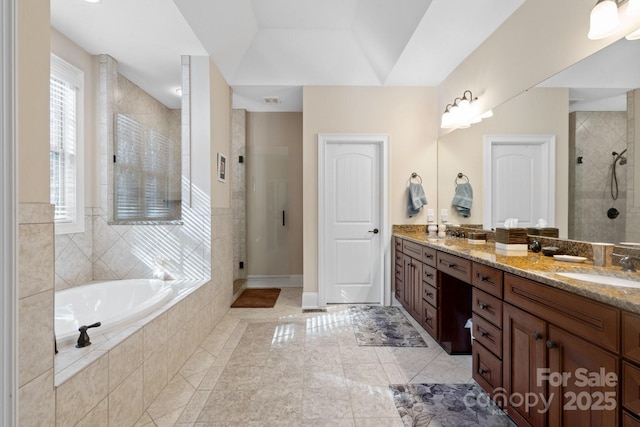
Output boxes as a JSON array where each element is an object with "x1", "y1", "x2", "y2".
[
  {"x1": 393, "y1": 232, "x2": 640, "y2": 426},
  {"x1": 502, "y1": 273, "x2": 620, "y2": 427},
  {"x1": 394, "y1": 238, "x2": 424, "y2": 321},
  {"x1": 471, "y1": 264, "x2": 505, "y2": 405},
  {"x1": 622, "y1": 312, "x2": 640, "y2": 424}
]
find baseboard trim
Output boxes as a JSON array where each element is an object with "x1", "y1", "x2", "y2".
[
  {"x1": 246, "y1": 275, "x2": 303, "y2": 289},
  {"x1": 302, "y1": 291, "x2": 321, "y2": 310}
]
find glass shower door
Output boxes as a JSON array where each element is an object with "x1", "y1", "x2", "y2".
[{"x1": 247, "y1": 146, "x2": 289, "y2": 276}]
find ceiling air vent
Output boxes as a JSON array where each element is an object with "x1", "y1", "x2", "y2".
[{"x1": 263, "y1": 97, "x2": 281, "y2": 104}]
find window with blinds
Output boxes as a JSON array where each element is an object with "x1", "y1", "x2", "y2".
[
  {"x1": 50, "y1": 54, "x2": 84, "y2": 234},
  {"x1": 113, "y1": 114, "x2": 181, "y2": 222}
]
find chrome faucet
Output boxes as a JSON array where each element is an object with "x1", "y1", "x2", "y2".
[{"x1": 619, "y1": 256, "x2": 640, "y2": 272}]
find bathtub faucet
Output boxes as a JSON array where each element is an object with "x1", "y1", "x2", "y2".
[{"x1": 76, "y1": 322, "x2": 102, "y2": 348}]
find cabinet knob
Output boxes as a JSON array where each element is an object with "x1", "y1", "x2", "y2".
[
  {"x1": 478, "y1": 368, "x2": 488, "y2": 375},
  {"x1": 532, "y1": 332, "x2": 542, "y2": 340},
  {"x1": 479, "y1": 303, "x2": 488, "y2": 310},
  {"x1": 479, "y1": 274, "x2": 489, "y2": 282},
  {"x1": 480, "y1": 331, "x2": 488, "y2": 337},
  {"x1": 425, "y1": 292, "x2": 433, "y2": 297},
  {"x1": 546, "y1": 340, "x2": 558, "y2": 349},
  {"x1": 448, "y1": 263, "x2": 456, "y2": 268}
]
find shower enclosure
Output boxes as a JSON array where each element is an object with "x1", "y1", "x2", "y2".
[{"x1": 246, "y1": 146, "x2": 289, "y2": 276}]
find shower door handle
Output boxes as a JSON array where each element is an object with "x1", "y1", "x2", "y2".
[{"x1": 282, "y1": 210, "x2": 286, "y2": 227}]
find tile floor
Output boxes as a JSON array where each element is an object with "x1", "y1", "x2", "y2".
[{"x1": 134, "y1": 287, "x2": 473, "y2": 426}]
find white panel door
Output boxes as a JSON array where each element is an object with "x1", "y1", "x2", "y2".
[
  {"x1": 322, "y1": 139, "x2": 382, "y2": 303},
  {"x1": 484, "y1": 135, "x2": 555, "y2": 230}
]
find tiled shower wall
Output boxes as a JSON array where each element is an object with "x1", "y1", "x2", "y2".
[
  {"x1": 627, "y1": 90, "x2": 640, "y2": 243},
  {"x1": 569, "y1": 110, "x2": 627, "y2": 243},
  {"x1": 231, "y1": 109, "x2": 247, "y2": 281},
  {"x1": 55, "y1": 55, "x2": 210, "y2": 290}
]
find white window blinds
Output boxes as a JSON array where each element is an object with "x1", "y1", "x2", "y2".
[
  {"x1": 114, "y1": 114, "x2": 177, "y2": 222},
  {"x1": 50, "y1": 54, "x2": 84, "y2": 234}
]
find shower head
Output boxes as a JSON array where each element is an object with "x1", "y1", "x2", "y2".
[{"x1": 613, "y1": 149, "x2": 628, "y2": 165}]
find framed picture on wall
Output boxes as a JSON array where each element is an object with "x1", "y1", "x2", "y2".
[{"x1": 217, "y1": 153, "x2": 227, "y2": 183}]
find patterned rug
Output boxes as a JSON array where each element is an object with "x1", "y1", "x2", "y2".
[
  {"x1": 390, "y1": 383, "x2": 516, "y2": 427},
  {"x1": 349, "y1": 305, "x2": 427, "y2": 347}
]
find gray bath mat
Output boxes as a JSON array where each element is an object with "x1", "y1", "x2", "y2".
[
  {"x1": 349, "y1": 305, "x2": 427, "y2": 347},
  {"x1": 390, "y1": 383, "x2": 516, "y2": 427}
]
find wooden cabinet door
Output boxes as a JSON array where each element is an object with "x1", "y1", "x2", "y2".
[
  {"x1": 503, "y1": 303, "x2": 547, "y2": 427},
  {"x1": 402, "y1": 255, "x2": 413, "y2": 310},
  {"x1": 410, "y1": 261, "x2": 422, "y2": 320},
  {"x1": 547, "y1": 325, "x2": 619, "y2": 427}
]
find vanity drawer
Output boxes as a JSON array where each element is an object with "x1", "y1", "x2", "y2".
[
  {"x1": 437, "y1": 252, "x2": 472, "y2": 283},
  {"x1": 394, "y1": 251, "x2": 404, "y2": 267},
  {"x1": 473, "y1": 341, "x2": 503, "y2": 394},
  {"x1": 422, "y1": 265, "x2": 437, "y2": 287},
  {"x1": 422, "y1": 302, "x2": 438, "y2": 339},
  {"x1": 624, "y1": 411, "x2": 640, "y2": 427},
  {"x1": 423, "y1": 283, "x2": 438, "y2": 308},
  {"x1": 395, "y1": 264, "x2": 404, "y2": 281},
  {"x1": 472, "y1": 313, "x2": 502, "y2": 358},
  {"x1": 472, "y1": 263, "x2": 503, "y2": 298},
  {"x1": 395, "y1": 237, "x2": 403, "y2": 253},
  {"x1": 623, "y1": 312, "x2": 640, "y2": 364},
  {"x1": 422, "y1": 246, "x2": 437, "y2": 267},
  {"x1": 504, "y1": 273, "x2": 620, "y2": 353},
  {"x1": 472, "y1": 288, "x2": 503, "y2": 329},
  {"x1": 623, "y1": 362, "x2": 640, "y2": 415},
  {"x1": 403, "y1": 240, "x2": 423, "y2": 259}
]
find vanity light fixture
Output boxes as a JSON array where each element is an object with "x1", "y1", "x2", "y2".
[
  {"x1": 588, "y1": 0, "x2": 621, "y2": 39},
  {"x1": 588, "y1": 0, "x2": 640, "y2": 40},
  {"x1": 440, "y1": 90, "x2": 492, "y2": 130}
]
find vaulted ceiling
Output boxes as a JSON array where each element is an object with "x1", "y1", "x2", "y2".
[{"x1": 51, "y1": 0, "x2": 524, "y2": 110}]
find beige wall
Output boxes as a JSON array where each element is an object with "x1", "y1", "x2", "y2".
[
  {"x1": 303, "y1": 86, "x2": 438, "y2": 294},
  {"x1": 17, "y1": 0, "x2": 50, "y2": 203},
  {"x1": 210, "y1": 59, "x2": 231, "y2": 209},
  {"x1": 50, "y1": 28, "x2": 98, "y2": 207},
  {"x1": 247, "y1": 112, "x2": 303, "y2": 275},
  {"x1": 438, "y1": 0, "x2": 639, "y2": 137},
  {"x1": 438, "y1": 88, "x2": 569, "y2": 236}
]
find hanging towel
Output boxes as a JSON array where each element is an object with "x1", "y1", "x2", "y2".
[
  {"x1": 452, "y1": 182, "x2": 473, "y2": 218},
  {"x1": 407, "y1": 182, "x2": 428, "y2": 217}
]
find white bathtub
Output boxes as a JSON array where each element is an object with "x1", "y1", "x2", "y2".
[{"x1": 55, "y1": 279, "x2": 174, "y2": 347}]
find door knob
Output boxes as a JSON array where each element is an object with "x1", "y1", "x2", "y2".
[{"x1": 368, "y1": 228, "x2": 379, "y2": 234}]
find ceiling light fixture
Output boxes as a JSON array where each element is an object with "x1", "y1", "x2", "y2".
[
  {"x1": 587, "y1": 0, "x2": 640, "y2": 40},
  {"x1": 84, "y1": 0, "x2": 101, "y2": 3},
  {"x1": 440, "y1": 90, "x2": 492, "y2": 130}
]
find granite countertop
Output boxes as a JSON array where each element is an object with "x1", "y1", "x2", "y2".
[{"x1": 393, "y1": 229, "x2": 640, "y2": 314}]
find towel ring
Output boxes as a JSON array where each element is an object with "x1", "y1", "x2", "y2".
[
  {"x1": 455, "y1": 173, "x2": 469, "y2": 186},
  {"x1": 410, "y1": 172, "x2": 422, "y2": 184}
]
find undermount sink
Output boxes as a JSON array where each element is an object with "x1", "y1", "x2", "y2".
[{"x1": 557, "y1": 272, "x2": 640, "y2": 289}]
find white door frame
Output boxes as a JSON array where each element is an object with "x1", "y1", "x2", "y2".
[
  {"x1": 318, "y1": 133, "x2": 390, "y2": 307},
  {"x1": 483, "y1": 134, "x2": 556, "y2": 230},
  {"x1": 1, "y1": 0, "x2": 17, "y2": 424}
]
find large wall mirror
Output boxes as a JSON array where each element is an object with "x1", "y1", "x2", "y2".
[{"x1": 437, "y1": 38, "x2": 640, "y2": 245}]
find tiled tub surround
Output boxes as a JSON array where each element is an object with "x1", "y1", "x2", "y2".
[
  {"x1": 18, "y1": 203, "x2": 56, "y2": 425},
  {"x1": 393, "y1": 227, "x2": 640, "y2": 313},
  {"x1": 51, "y1": 207, "x2": 233, "y2": 426}
]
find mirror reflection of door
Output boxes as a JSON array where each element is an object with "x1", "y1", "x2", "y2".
[
  {"x1": 483, "y1": 135, "x2": 556, "y2": 230},
  {"x1": 247, "y1": 146, "x2": 290, "y2": 277}
]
